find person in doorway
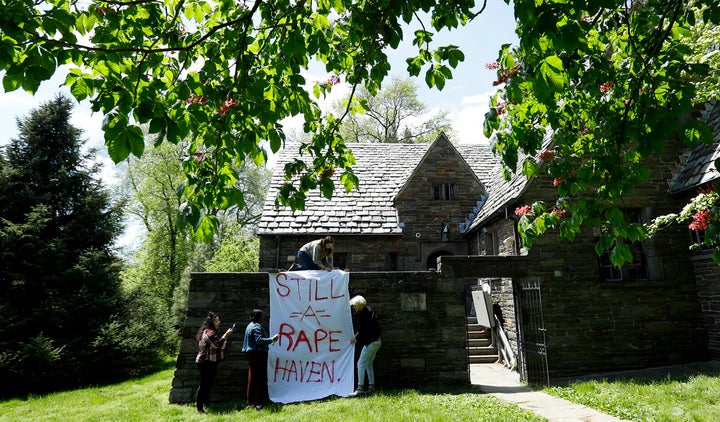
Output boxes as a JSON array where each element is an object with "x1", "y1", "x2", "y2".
[
  {"x1": 288, "y1": 236, "x2": 335, "y2": 271},
  {"x1": 348, "y1": 295, "x2": 382, "y2": 397},
  {"x1": 242, "y1": 309, "x2": 279, "y2": 410},
  {"x1": 195, "y1": 311, "x2": 233, "y2": 413}
]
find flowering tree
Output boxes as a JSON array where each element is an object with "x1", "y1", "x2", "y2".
[
  {"x1": 647, "y1": 184, "x2": 720, "y2": 260},
  {"x1": 2, "y1": 0, "x2": 471, "y2": 239},
  {"x1": 3, "y1": 0, "x2": 718, "y2": 250},
  {"x1": 484, "y1": 0, "x2": 720, "y2": 265}
]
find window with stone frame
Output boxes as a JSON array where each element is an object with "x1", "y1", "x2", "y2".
[
  {"x1": 432, "y1": 183, "x2": 458, "y2": 200},
  {"x1": 597, "y1": 209, "x2": 649, "y2": 282}
]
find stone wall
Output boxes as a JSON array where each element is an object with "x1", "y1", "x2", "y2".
[
  {"x1": 169, "y1": 270, "x2": 468, "y2": 404},
  {"x1": 525, "y1": 228, "x2": 710, "y2": 380},
  {"x1": 692, "y1": 255, "x2": 720, "y2": 360}
]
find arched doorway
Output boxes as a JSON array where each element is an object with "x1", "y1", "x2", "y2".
[{"x1": 426, "y1": 250, "x2": 453, "y2": 270}]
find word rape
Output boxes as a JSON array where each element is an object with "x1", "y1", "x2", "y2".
[{"x1": 268, "y1": 270, "x2": 355, "y2": 403}]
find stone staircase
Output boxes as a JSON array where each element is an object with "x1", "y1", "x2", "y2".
[{"x1": 467, "y1": 317, "x2": 498, "y2": 364}]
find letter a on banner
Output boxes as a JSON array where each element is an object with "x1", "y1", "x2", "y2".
[{"x1": 268, "y1": 270, "x2": 354, "y2": 403}]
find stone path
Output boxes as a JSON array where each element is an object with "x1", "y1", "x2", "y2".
[{"x1": 470, "y1": 364, "x2": 631, "y2": 422}]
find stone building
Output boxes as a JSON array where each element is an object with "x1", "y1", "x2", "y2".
[
  {"x1": 258, "y1": 134, "x2": 497, "y2": 271},
  {"x1": 254, "y1": 101, "x2": 720, "y2": 385}
]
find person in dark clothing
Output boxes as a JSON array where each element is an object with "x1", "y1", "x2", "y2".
[
  {"x1": 348, "y1": 295, "x2": 381, "y2": 397},
  {"x1": 195, "y1": 311, "x2": 234, "y2": 413},
  {"x1": 241, "y1": 309, "x2": 279, "y2": 410}
]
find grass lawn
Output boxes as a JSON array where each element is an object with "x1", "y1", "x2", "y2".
[
  {"x1": 544, "y1": 372, "x2": 720, "y2": 422},
  {"x1": 0, "y1": 360, "x2": 544, "y2": 422}
]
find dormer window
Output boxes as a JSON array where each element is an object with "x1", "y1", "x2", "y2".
[{"x1": 433, "y1": 183, "x2": 458, "y2": 200}]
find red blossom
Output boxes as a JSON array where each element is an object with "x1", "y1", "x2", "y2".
[
  {"x1": 327, "y1": 74, "x2": 342, "y2": 86},
  {"x1": 553, "y1": 178, "x2": 564, "y2": 187},
  {"x1": 698, "y1": 183, "x2": 716, "y2": 195},
  {"x1": 689, "y1": 209, "x2": 711, "y2": 231},
  {"x1": 485, "y1": 61, "x2": 500, "y2": 70},
  {"x1": 217, "y1": 97, "x2": 236, "y2": 116},
  {"x1": 600, "y1": 81, "x2": 613, "y2": 93},
  {"x1": 492, "y1": 65, "x2": 521, "y2": 86},
  {"x1": 539, "y1": 150, "x2": 555, "y2": 161},
  {"x1": 318, "y1": 167, "x2": 335, "y2": 180},
  {"x1": 186, "y1": 95, "x2": 207, "y2": 105},
  {"x1": 552, "y1": 208, "x2": 567, "y2": 218},
  {"x1": 514, "y1": 205, "x2": 532, "y2": 216}
]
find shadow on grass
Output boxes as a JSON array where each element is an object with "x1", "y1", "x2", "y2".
[
  {"x1": 0, "y1": 356, "x2": 178, "y2": 402},
  {"x1": 201, "y1": 383, "x2": 490, "y2": 415},
  {"x1": 547, "y1": 362, "x2": 720, "y2": 388}
]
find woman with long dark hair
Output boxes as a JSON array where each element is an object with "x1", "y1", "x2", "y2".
[
  {"x1": 242, "y1": 309, "x2": 279, "y2": 410},
  {"x1": 195, "y1": 311, "x2": 233, "y2": 413}
]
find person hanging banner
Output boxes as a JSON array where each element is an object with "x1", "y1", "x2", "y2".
[{"x1": 268, "y1": 269, "x2": 354, "y2": 403}]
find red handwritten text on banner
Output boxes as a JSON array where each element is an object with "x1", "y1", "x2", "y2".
[{"x1": 268, "y1": 270, "x2": 354, "y2": 403}]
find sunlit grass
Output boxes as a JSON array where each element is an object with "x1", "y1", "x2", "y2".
[
  {"x1": 544, "y1": 372, "x2": 720, "y2": 422},
  {"x1": 0, "y1": 361, "x2": 544, "y2": 422}
]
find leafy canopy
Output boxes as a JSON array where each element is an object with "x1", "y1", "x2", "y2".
[
  {"x1": 1, "y1": 0, "x2": 473, "y2": 239},
  {"x1": 483, "y1": 0, "x2": 720, "y2": 265}
]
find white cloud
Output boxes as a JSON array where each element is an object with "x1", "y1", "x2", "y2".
[{"x1": 453, "y1": 91, "x2": 494, "y2": 144}]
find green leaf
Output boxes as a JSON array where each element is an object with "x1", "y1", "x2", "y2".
[
  {"x1": 680, "y1": 119, "x2": 714, "y2": 147},
  {"x1": 69, "y1": 77, "x2": 92, "y2": 101},
  {"x1": 3, "y1": 71, "x2": 23, "y2": 92},
  {"x1": 539, "y1": 55, "x2": 565, "y2": 90},
  {"x1": 178, "y1": 201, "x2": 201, "y2": 231}
]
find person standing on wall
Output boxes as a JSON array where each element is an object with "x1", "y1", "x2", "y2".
[
  {"x1": 195, "y1": 311, "x2": 233, "y2": 413},
  {"x1": 348, "y1": 295, "x2": 382, "y2": 397},
  {"x1": 242, "y1": 309, "x2": 279, "y2": 410},
  {"x1": 288, "y1": 236, "x2": 335, "y2": 271}
]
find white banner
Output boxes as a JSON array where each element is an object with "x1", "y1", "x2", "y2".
[{"x1": 268, "y1": 269, "x2": 354, "y2": 403}]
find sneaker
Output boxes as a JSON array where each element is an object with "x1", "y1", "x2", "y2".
[
  {"x1": 255, "y1": 405, "x2": 263, "y2": 411},
  {"x1": 348, "y1": 388, "x2": 365, "y2": 397}
]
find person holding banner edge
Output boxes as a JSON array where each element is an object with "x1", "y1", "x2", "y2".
[
  {"x1": 194, "y1": 311, "x2": 233, "y2": 414},
  {"x1": 242, "y1": 309, "x2": 279, "y2": 410},
  {"x1": 348, "y1": 295, "x2": 382, "y2": 397},
  {"x1": 288, "y1": 236, "x2": 335, "y2": 271}
]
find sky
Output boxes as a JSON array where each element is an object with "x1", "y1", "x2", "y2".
[{"x1": 0, "y1": 1, "x2": 518, "y2": 249}]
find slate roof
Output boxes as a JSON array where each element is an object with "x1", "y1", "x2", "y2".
[
  {"x1": 257, "y1": 139, "x2": 499, "y2": 235},
  {"x1": 259, "y1": 101, "x2": 720, "y2": 238},
  {"x1": 668, "y1": 100, "x2": 720, "y2": 194},
  {"x1": 465, "y1": 100, "x2": 720, "y2": 230},
  {"x1": 464, "y1": 133, "x2": 555, "y2": 232}
]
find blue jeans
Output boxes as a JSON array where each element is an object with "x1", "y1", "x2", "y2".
[
  {"x1": 357, "y1": 338, "x2": 382, "y2": 387},
  {"x1": 294, "y1": 251, "x2": 320, "y2": 270}
]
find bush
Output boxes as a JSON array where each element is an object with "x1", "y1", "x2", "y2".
[{"x1": 92, "y1": 286, "x2": 179, "y2": 377}]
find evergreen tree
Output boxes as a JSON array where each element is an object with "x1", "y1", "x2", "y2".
[{"x1": 0, "y1": 95, "x2": 124, "y2": 395}]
